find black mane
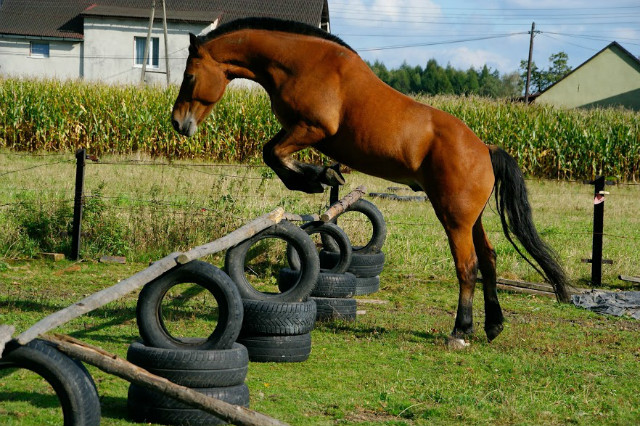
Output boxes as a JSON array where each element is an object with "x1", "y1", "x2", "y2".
[{"x1": 198, "y1": 17, "x2": 356, "y2": 53}]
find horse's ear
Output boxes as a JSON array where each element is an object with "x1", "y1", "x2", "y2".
[{"x1": 188, "y1": 33, "x2": 202, "y2": 57}]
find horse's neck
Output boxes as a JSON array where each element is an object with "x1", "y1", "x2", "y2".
[{"x1": 207, "y1": 32, "x2": 294, "y2": 90}]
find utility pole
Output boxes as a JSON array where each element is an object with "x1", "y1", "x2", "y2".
[
  {"x1": 141, "y1": 0, "x2": 156, "y2": 84},
  {"x1": 524, "y1": 22, "x2": 536, "y2": 104},
  {"x1": 161, "y1": 0, "x2": 170, "y2": 85}
]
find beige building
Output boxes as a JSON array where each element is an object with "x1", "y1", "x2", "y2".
[{"x1": 536, "y1": 42, "x2": 640, "y2": 111}]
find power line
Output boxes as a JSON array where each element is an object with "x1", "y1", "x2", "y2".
[
  {"x1": 332, "y1": 16, "x2": 640, "y2": 26},
  {"x1": 545, "y1": 32, "x2": 640, "y2": 47},
  {"x1": 329, "y1": 3, "x2": 640, "y2": 12},
  {"x1": 540, "y1": 33, "x2": 599, "y2": 51},
  {"x1": 357, "y1": 33, "x2": 527, "y2": 52},
  {"x1": 331, "y1": 8, "x2": 640, "y2": 20}
]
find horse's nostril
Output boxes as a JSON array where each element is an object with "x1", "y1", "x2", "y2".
[{"x1": 171, "y1": 119, "x2": 180, "y2": 132}]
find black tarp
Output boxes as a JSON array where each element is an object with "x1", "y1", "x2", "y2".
[{"x1": 572, "y1": 290, "x2": 640, "y2": 319}]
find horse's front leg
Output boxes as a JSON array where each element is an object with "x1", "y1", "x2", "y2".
[{"x1": 263, "y1": 128, "x2": 345, "y2": 194}]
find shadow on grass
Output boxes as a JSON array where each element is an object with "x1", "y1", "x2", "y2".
[
  {"x1": 316, "y1": 321, "x2": 442, "y2": 344},
  {"x1": 0, "y1": 390, "x2": 61, "y2": 409},
  {"x1": 99, "y1": 395, "x2": 131, "y2": 423},
  {"x1": 1, "y1": 299, "x2": 138, "y2": 344}
]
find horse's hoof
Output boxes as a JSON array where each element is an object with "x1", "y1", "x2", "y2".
[
  {"x1": 485, "y1": 323, "x2": 504, "y2": 342},
  {"x1": 446, "y1": 335, "x2": 470, "y2": 350},
  {"x1": 323, "y1": 167, "x2": 345, "y2": 186}
]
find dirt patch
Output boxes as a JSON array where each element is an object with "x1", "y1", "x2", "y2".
[{"x1": 342, "y1": 407, "x2": 400, "y2": 423}]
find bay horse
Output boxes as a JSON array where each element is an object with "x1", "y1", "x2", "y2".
[{"x1": 171, "y1": 18, "x2": 570, "y2": 344}]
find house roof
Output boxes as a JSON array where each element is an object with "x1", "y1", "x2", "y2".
[
  {"x1": 81, "y1": 5, "x2": 221, "y2": 25},
  {"x1": 0, "y1": 0, "x2": 329, "y2": 40},
  {"x1": 537, "y1": 41, "x2": 640, "y2": 97}
]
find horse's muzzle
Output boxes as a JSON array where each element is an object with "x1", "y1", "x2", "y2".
[{"x1": 171, "y1": 113, "x2": 197, "y2": 137}]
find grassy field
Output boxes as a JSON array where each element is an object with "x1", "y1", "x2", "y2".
[{"x1": 1, "y1": 152, "x2": 639, "y2": 425}]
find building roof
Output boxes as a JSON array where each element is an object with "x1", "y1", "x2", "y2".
[
  {"x1": 81, "y1": 5, "x2": 221, "y2": 25},
  {"x1": 0, "y1": 0, "x2": 329, "y2": 40},
  {"x1": 538, "y1": 41, "x2": 640, "y2": 96}
]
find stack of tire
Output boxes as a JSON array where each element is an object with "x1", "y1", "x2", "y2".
[
  {"x1": 224, "y1": 220, "x2": 320, "y2": 363},
  {"x1": 277, "y1": 221, "x2": 359, "y2": 322},
  {"x1": 319, "y1": 199, "x2": 387, "y2": 298},
  {"x1": 0, "y1": 338, "x2": 102, "y2": 426},
  {"x1": 131, "y1": 260, "x2": 249, "y2": 426}
]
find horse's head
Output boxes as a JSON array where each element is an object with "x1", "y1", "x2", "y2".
[{"x1": 171, "y1": 33, "x2": 228, "y2": 137}]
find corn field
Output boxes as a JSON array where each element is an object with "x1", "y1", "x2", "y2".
[{"x1": 1, "y1": 78, "x2": 638, "y2": 181}]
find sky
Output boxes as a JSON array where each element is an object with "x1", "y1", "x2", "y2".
[{"x1": 328, "y1": 0, "x2": 640, "y2": 75}]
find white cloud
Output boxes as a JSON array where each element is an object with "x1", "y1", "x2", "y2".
[{"x1": 442, "y1": 46, "x2": 515, "y2": 71}]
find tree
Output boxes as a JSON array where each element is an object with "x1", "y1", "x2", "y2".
[
  {"x1": 477, "y1": 65, "x2": 502, "y2": 97},
  {"x1": 364, "y1": 59, "x2": 523, "y2": 98},
  {"x1": 499, "y1": 71, "x2": 525, "y2": 98},
  {"x1": 520, "y1": 51, "x2": 571, "y2": 94},
  {"x1": 545, "y1": 52, "x2": 571, "y2": 86}
]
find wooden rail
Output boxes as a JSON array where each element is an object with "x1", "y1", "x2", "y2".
[{"x1": 17, "y1": 208, "x2": 286, "y2": 345}]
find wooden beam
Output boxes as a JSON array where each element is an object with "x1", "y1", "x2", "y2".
[
  {"x1": 619, "y1": 275, "x2": 640, "y2": 285},
  {"x1": 479, "y1": 277, "x2": 588, "y2": 297},
  {"x1": 496, "y1": 283, "x2": 555, "y2": 297},
  {"x1": 320, "y1": 186, "x2": 366, "y2": 222},
  {"x1": 17, "y1": 252, "x2": 181, "y2": 345},
  {"x1": 176, "y1": 207, "x2": 285, "y2": 264},
  {"x1": 17, "y1": 207, "x2": 286, "y2": 345},
  {"x1": 282, "y1": 212, "x2": 320, "y2": 222},
  {"x1": 0, "y1": 324, "x2": 15, "y2": 356},
  {"x1": 42, "y1": 334, "x2": 289, "y2": 426}
]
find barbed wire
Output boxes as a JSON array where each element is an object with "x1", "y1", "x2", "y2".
[{"x1": 0, "y1": 160, "x2": 73, "y2": 178}]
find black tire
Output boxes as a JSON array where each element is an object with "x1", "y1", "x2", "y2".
[
  {"x1": 237, "y1": 333, "x2": 312, "y2": 363},
  {"x1": 287, "y1": 221, "x2": 352, "y2": 274},
  {"x1": 225, "y1": 220, "x2": 320, "y2": 302},
  {"x1": 137, "y1": 260, "x2": 243, "y2": 351},
  {"x1": 126, "y1": 340, "x2": 248, "y2": 387},
  {"x1": 241, "y1": 299, "x2": 316, "y2": 336},
  {"x1": 320, "y1": 250, "x2": 385, "y2": 278},
  {"x1": 128, "y1": 383, "x2": 249, "y2": 426},
  {"x1": 323, "y1": 199, "x2": 387, "y2": 254},
  {"x1": 278, "y1": 268, "x2": 357, "y2": 298},
  {"x1": 0, "y1": 339, "x2": 101, "y2": 426},
  {"x1": 313, "y1": 297, "x2": 358, "y2": 322},
  {"x1": 355, "y1": 275, "x2": 381, "y2": 296}
]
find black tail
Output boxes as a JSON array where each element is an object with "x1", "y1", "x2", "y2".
[{"x1": 489, "y1": 146, "x2": 570, "y2": 302}]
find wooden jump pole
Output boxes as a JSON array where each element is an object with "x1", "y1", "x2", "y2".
[
  {"x1": 320, "y1": 185, "x2": 366, "y2": 222},
  {"x1": 11, "y1": 185, "x2": 368, "y2": 347},
  {"x1": 42, "y1": 334, "x2": 289, "y2": 426},
  {"x1": 16, "y1": 207, "x2": 285, "y2": 345}
]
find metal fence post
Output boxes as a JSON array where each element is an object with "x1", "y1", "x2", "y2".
[
  {"x1": 71, "y1": 149, "x2": 86, "y2": 260},
  {"x1": 590, "y1": 176, "x2": 605, "y2": 286}
]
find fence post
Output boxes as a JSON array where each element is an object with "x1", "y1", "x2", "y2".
[
  {"x1": 71, "y1": 149, "x2": 86, "y2": 260},
  {"x1": 590, "y1": 176, "x2": 605, "y2": 286}
]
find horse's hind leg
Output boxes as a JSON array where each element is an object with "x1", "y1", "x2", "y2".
[
  {"x1": 473, "y1": 218, "x2": 504, "y2": 341},
  {"x1": 445, "y1": 225, "x2": 478, "y2": 341},
  {"x1": 263, "y1": 128, "x2": 344, "y2": 194}
]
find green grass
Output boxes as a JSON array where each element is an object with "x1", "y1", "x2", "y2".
[
  {"x1": 1, "y1": 260, "x2": 639, "y2": 425},
  {"x1": 1, "y1": 152, "x2": 639, "y2": 425}
]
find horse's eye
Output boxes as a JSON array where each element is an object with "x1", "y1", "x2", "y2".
[{"x1": 184, "y1": 73, "x2": 195, "y2": 81}]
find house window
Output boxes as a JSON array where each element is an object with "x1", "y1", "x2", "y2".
[
  {"x1": 135, "y1": 36, "x2": 159, "y2": 68},
  {"x1": 30, "y1": 42, "x2": 49, "y2": 58}
]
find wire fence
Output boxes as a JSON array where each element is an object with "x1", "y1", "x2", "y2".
[
  {"x1": 1, "y1": 149, "x2": 639, "y2": 287},
  {"x1": 1, "y1": 150, "x2": 639, "y2": 230}
]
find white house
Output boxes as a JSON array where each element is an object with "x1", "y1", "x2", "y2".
[{"x1": 0, "y1": 0, "x2": 330, "y2": 85}]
